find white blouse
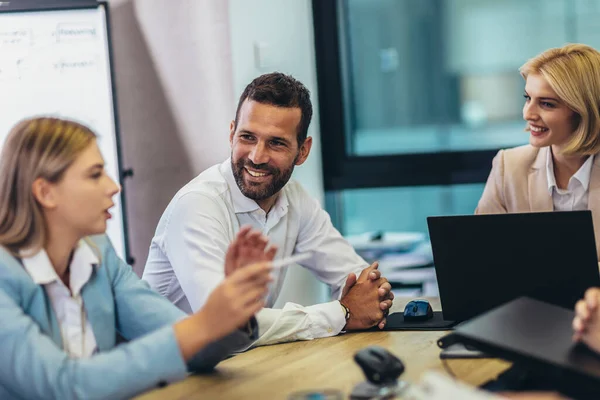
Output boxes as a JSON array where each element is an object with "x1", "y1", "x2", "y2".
[
  {"x1": 546, "y1": 150, "x2": 594, "y2": 212},
  {"x1": 21, "y1": 240, "x2": 99, "y2": 358}
]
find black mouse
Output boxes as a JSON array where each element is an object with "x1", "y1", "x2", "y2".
[
  {"x1": 403, "y1": 299, "x2": 433, "y2": 321},
  {"x1": 354, "y1": 346, "x2": 405, "y2": 385}
]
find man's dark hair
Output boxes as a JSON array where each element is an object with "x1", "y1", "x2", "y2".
[{"x1": 234, "y1": 72, "x2": 313, "y2": 147}]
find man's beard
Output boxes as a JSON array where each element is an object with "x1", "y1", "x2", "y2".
[{"x1": 231, "y1": 156, "x2": 295, "y2": 201}]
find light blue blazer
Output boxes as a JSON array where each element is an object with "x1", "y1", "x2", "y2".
[{"x1": 0, "y1": 235, "x2": 256, "y2": 400}]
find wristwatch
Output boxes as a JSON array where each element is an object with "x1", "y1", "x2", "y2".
[{"x1": 339, "y1": 301, "x2": 350, "y2": 329}]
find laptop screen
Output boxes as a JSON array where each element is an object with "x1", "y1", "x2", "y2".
[{"x1": 427, "y1": 211, "x2": 600, "y2": 322}]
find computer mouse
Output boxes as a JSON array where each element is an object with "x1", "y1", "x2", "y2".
[
  {"x1": 403, "y1": 299, "x2": 434, "y2": 321},
  {"x1": 354, "y1": 346, "x2": 405, "y2": 385}
]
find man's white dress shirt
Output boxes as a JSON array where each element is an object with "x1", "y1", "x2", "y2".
[
  {"x1": 143, "y1": 159, "x2": 368, "y2": 346},
  {"x1": 546, "y1": 150, "x2": 594, "y2": 212},
  {"x1": 21, "y1": 240, "x2": 99, "y2": 358}
]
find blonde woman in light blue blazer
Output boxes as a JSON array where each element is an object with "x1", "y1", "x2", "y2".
[{"x1": 0, "y1": 117, "x2": 276, "y2": 400}]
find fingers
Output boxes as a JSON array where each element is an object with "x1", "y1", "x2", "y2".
[
  {"x1": 378, "y1": 318, "x2": 386, "y2": 330},
  {"x1": 358, "y1": 261, "x2": 379, "y2": 282},
  {"x1": 237, "y1": 271, "x2": 273, "y2": 291},
  {"x1": 575, "y1": 299, "x2": 591, "y2": 322},
  {"x1": 226, "y1": 227, "x2": 256, "y2": 274},
  {"x1": 369, "y1": 269, "x2": 381, "y2": 281},
  {"x1": 378, "y1": 281, "x2": 391, "y2": 297},
  {"x1": 239, "y1": 228, "x2": 264, "y2": 248},
  {"x1": 229, "y1": 262, "x2": 273, "y2": 284},
  {"x1": 233, "y1": 226, "x2": 256, "y2": 254},
  {"x1": 238, "y1": 285, "x2": 270, "y2": 308},
  {"x1": 236, "y1": 225, "x2": 254, "y2": 237},
  {"x1": 234, "y1": 292, "x2": 267, "y2": 324},
  {"x1": 224, "y1": 241, "x2": 238, "y2": 276},
  {"x1": 239, "y1": 230, "x2": 268, "y2": 259},
  {"x1": 265, "y1": 245, "x2": 278, "y2": 261},
  {"x1": 573, "y1": 315, "x2": 585, "y2": 334},
  {"x1": 250, "y1": 231, "x2": 269, "y2": 251},
  {"x1": 229, "y1": 228, "x2": 255, "y2": 265},
  {"x1": 240, "y1": 263, "x2": 275, "y2": 286},
  {"x1": 229, "y1": 264, "x2": 272, "y2": 316},
  {"x1": 380, "y1": 299, "x2": 392, "y2": 311},
  {"x1": 574, "y1": 290, "x2": 600, "y2": 341},
  {"x1": 585, "y1": 287, "x2": 600, "y2": 310},
  {"x1": 359, "y1": 276, "x2": 391, "y2": 297},
  {"x1": 342, "y1": 273, "x2": 357, "y2": 298},
  {"x1": 230, "y1": 227, "x2": 277, "y2": 273}
]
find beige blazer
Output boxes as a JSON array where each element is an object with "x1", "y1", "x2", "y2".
[{"x1": 476, "y1": 144, "x2": 600, "y2": 259}]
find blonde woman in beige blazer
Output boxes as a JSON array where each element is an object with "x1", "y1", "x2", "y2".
[
  {"x1": 476, "y1": 44, "x2": 600, "y2": 260},
  {"x1": 475, "y1": 46, "x2": 600, "y2": 400}
]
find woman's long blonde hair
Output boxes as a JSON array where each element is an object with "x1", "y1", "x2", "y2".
[
  {"x1": 520, "y1": 43, "x2": 600, "y2": 156},
  {"x1": 0, "y1": 117, "x2": 96, "y2": 255}
]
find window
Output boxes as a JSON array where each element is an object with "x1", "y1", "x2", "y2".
[
  {"x1": 326, "y1": 184, "x2": 484, "y2": 234},
  {"x1": 313, "y1": 0, "x2": 600, "y2": 234}
]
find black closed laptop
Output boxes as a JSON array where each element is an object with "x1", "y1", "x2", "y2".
[
  {"x1": 427, "y1": 211, "x2": 600, "y2": 322},
  {"x1": 441, "y1": 297, "x2": 600, "y2": 397}
]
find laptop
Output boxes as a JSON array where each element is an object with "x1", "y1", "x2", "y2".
[
  {"x1": 441, "y1": 297, "x2": 600, "y2": 397},
  {"x1": 427, "y1": 211, "x2": 600, "y2": 322}
]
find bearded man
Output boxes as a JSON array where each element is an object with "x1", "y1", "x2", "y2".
[{"x1": 143, "y1": 73, "x2": 393, "y2": 346}]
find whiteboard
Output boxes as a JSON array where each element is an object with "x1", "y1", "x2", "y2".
[{"x1": 0, "y1": 4, "x2": 128, "y2": 260}]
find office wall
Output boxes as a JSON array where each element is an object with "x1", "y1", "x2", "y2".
[
  {"x1": 229, "y1": 0, "x2": 324, "y2": 203},
  {"x1": 229, "y1": 0, "x2": 329, "y2": 306},
  {"x1": 107, "y1": 0, "x2": 330, "y2": 307},
  {"x1": 134, "y1": 0, "x2": 234, "y2": 171},
  {"x1": 107, "y1": 0, "x2": 234, "y2": 274}
]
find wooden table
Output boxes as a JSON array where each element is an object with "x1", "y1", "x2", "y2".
[{"x1": 136, "y1": 298, "x2": 510, "y2": 400}]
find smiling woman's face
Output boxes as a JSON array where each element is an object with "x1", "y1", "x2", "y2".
[{"x1": 523, "y1": 73, "x2": 577, "y2": 152}]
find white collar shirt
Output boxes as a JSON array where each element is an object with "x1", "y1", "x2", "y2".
[
  {"x1": 143, "y1": 159, "x2": 368, "y2": 346},
  {"x1": 546, "y1": 150, "x2": 594, "y2": 212},
  {"x1": 21, "y1": 240, "x2": 99, "y2": 358}
]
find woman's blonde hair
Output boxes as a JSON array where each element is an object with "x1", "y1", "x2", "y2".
[
  {"x1": 520, "y1": 43, "x2": 600, "y2": 156},
  {"x1": 0, "y1": 117, "x2": 96, "y2": 255}
]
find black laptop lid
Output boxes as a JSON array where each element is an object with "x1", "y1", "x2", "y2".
[
  {"x1": 427, "y1": 211, "x2": 600, "y2": 322},
  {"x1": 452, "y1": 297, "x2": 600, "y2": 384}
]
